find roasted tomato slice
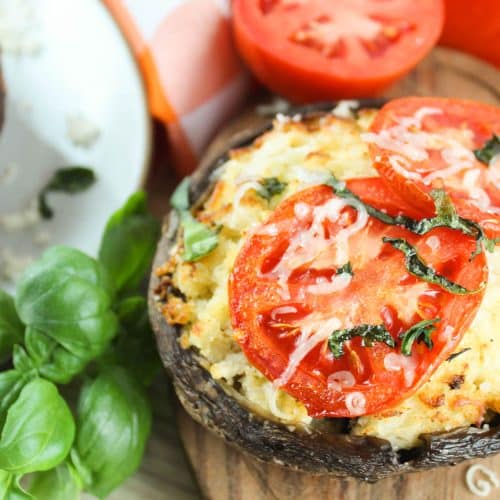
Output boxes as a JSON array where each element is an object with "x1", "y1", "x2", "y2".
[
  {"x1": 228, "y1": 181, "x2": 487, "y2": 418},
  {"x1": 365, "y1": 97, "x2": 500, "y2": 238},
  {"x1": 232, "y1": 0, "x2": 444, "y2": 102}
]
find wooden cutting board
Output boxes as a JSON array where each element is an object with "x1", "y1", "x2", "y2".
[{"x1": 174, "y1": 47, "x2": 500, "y2": 500}]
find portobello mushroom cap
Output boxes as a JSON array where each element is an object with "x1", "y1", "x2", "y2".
[{"x1": 148, "y1": 102, "x2": 500, "y2": 482}]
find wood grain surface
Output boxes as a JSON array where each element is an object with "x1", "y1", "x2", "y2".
[
  {"x1": 170, "y1": 47, "x2": 500, "y2": 500},
  {"x1": 179, "y1": 409, "x2": 500, "y2": 500}
]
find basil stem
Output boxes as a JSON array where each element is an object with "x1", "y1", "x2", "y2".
[
  {"x1": 474, "y1": 134, "x2": 500, "y2": 165},
  {"x1": 39, "y1": 167, "x2": 96, "y2": 219},
  {"x1": 170, "y1": 177, "x2": 219, "y2": 261},
  {"x1": 328, "y1": 324, "x2": 395, "y2": 359},
  {"x1": 327, "y1": 175, "x2": 493, "y2": 258},
  {"x1": 383, "y1": 237, "x2": 482, "y2": 295},
  {"x1": 399, "y1": 318, "x2": 439, "y2": 356},
  {"x1": 257, "y1": 177, "x2": 287, "y2": 202}
]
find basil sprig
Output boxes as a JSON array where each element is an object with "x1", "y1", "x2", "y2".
[
  {"x1": 399, "y1": 318, "x2": 439, "y2": 356},
  {"x1": 474, "y1": 134, "x2": 500, "y2": 165},
  {"x1": 39, "y1": 167, "x2": 96, "y2": 219},
  {"x1": 329, "y1": 324, "x2": 395, "y2": 359},
  {"x1": 0, "y1": 192, "x2": 161, "y2": 499},
  {"x1": 327, "y1": 175, "x2": 494, "y2": 257},
  {"x1": 256, "y1": 177, "x2": 287, "y2": 202},
  {"x1": 170, "y1": 177, "x2": 219, "y2": 262},
  {"x1": 383, "y1": 237, "x2": 482, "y2": 295}
]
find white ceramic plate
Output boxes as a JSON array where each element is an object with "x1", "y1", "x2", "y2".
[{"x1": 0, "y1": 0, "x2": 151, "y2": 291}]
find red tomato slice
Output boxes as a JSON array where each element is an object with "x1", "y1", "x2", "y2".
[
  {"x1": 366, "y1": 97, "x2": 500, "y2": 238},
  {"x1": 229, "y1": 181, "x2": 486, "y2": 418},
  {"x1": 232, "y1": 0, "x2": 444, "y2": 102}
]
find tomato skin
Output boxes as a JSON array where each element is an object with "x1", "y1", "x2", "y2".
[
  {"x1": 440, "y1": 0, "x2": 500, "y2": 68},
  {"x1": 368, "y1": 97, "x2": 500, "y2": 238},
  {"x1": 232, "y1": 0, "x2": 444, "y2": 103},
  {"x1": 229, "y1": 182, "x2": 487, "y2": 418}
]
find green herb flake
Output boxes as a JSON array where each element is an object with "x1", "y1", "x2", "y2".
[
  {"x1": 327, "y1": 175, "x2": 496, "y2": 257},
  {"x1": 257, "y1": 177, "x2": 287, "y2": 202},
  {"x1": 170, "y1": 177, "x2": 219, "y2": 261},
  {"x1": 39, "y1": 167, "x2": 96, "y2": 219},
  {"x1": 474, "y1": 134, "x2": 500, "y2": 165},
  {"x1": 170, "y1": 177, "x2": 191, "y2": 211},
  {"x1": 399, "y1": 318, "x2": 440, "y2": 356},
  {"x1": 180, "y1": 212, "x2": 219, "y2": 262},
  {"x1": 328, "y1": 324, "x2": 395, "y2": 359},
  {"x1": 336, "y1": 262, "x2": 353, "y2": 276},
  {"x1": 383, "y1": 237, "x2": 482, "y2": 295}
]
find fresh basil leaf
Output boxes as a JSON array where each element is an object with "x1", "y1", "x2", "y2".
[
  {"x1": 29, "y1": 462, "x2": 81, "y2": 500},
  {"x1": 0, "y1": 472, "x2": 33, "y2": 500},
  {"x1": 336, "y1": 262, "x2": 353, "y2": 276},
  {"x1": 399, "y1": 319, "x2": 440, "y2": 356},
  {"x1": 180, "y1": 212, "x2": 219, "y2": 262},
  {"x1": 76, "y1": 366, "x2": 152, "y2": 498},
  {"x1": 170, "y1": 177, "x2": 191, "y2": 211},
  {"x1": 24, "y1": 328, "x2": 87, "y2": 385},
  {"x1": 0, "y1": 371, "x2": 26, "y2": 422},
  {"x1": 474, "y1": 134, "x2": 500, "y2": 165},
  {"x1": 67, "y1": 449, "x2": 92, "y2": 491},
  {"x1": 38, "y1": 167, "x2": 96, "y2": 219},
  {"x1": 15, "y1": 247, "x2": 118, "y2": 381},
  {"x1": 327, "y1": 176, "x2": 492, "y2": 256},
  {"x1": 0, "y1": 470, "x2": 11, "y2": 499},
  {"x1": 111, "y1": 296, "x2": 161, "y2": 386},
  {"x1": 383, "y1": 237, "x2": 482, "y2": 295},
  {"x1": 257, "y1": 177, "x2": 287, "y2": 202},
  {"x1": 0, "y1": 291, "x2": 24, "y2": 362},
  {"x1": 0, "y1": 379, "x2": 75, "y2": 474},
  {"x1": 11, "y1": 346, "x2": 35, "y2": 375},
  {"x1": 329, "y1": 324, "x2": 395, "y2": 359},
  {"x1": 99, "y1": 191, "x2": 160, "y2": 295}
]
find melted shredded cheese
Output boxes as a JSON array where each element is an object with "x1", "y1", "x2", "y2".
[
  {"x1": 362, "y1": 106, "x2": 499, "y2": 214},
  {"x1": 274, "y1": 315, "x2": 341, "y2": 388}
]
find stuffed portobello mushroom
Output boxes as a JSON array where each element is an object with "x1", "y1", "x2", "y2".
[{"x1": 149, "y1": 98, "x2": 500, "y2": 481}]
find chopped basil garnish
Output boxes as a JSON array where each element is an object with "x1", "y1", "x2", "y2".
[
  {"x1": 399, "y1": 318, "x2": 439, "y2": 356},
  {"x1": 257, "y1": 177, "x2": 287, "y2": 202},
  {"x1": 328, "y1": 319, "x2": 442, "y2": 359},
  {"x1": 327, "y1": 175, "x2": 494, "y2": 257},
  {"x1": 336, "y1": 262, "x2": 353, "y2": 276},
  {"x1": 328, "y1": 324, "x2": 395, "y2": 359},
  {"x1": 383, "y1": 237, "x2": 482, "y2": 295},
  {"x1": 170, "y1": 177, "x2": 219, "y2": 262},
  {"x1": 39, "y1": 167, "x2": 96, "y2": 219},
  {"x1": 170, "y1": 177, "x2": 190, "y2": 211},
  {"x1": 179, "y1": 212, "x2": 219, "y2": 262},
  {"x1": 474, "y1": 134, "x2": 500, "y2": 165}
]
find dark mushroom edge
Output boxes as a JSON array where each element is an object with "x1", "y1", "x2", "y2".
[{"x1": 148, "y1": 102, "x2": 500, "y2": 482}]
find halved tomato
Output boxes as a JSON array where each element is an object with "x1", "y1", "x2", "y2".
[
  {"x1": 228, "y1": 181, "x2": 486, "y2": 418},
  {"x1": 366, "y1": 97, "x2": 500, "y2": 238},
  {"x1": 232, "y1": 0, "x2": 444, "y2": 102},
  {"x1": 440, "y1": 0, "x2": 500, "y2": 68}
]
